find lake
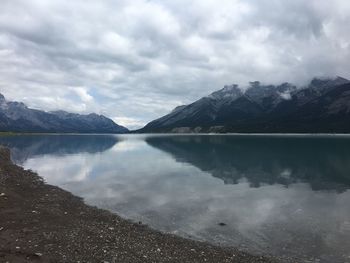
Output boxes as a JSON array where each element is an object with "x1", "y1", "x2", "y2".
[{"x1": 1, "y1": 134, "x2": 350, "y2": 262}]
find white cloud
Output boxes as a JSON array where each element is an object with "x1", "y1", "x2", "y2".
[
  {"x1": 112, "y1": 116, "x2": 145, "y2": 130},
  {"x1": 0, "y1": 0, "x2": 349, "y2": 129},
  {"x1": 71, "y1": 87, "x2": 93, "y2": 103}
]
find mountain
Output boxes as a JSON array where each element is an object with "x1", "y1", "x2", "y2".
[
  {"x1": 139, "y1": 76, "x2": 350, "y2": 133},
  {"x1": 0, "y1": 94, "x2": 128, "y2": 133}
]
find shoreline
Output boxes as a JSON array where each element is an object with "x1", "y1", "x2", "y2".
[
  {"x1": 2, "y1": 131, "x2": 350, "y2": 136},
  {"x1": 0, "y1": 147, "x2": 280, "y2": 263}
]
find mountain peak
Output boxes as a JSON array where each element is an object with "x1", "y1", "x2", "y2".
[
  {"x1": 208, "y1": 84, "x2": 242, "y2": 100},
  {"x1": 222, "y1": 84, "x2": 240, "y2": 92},
  {"x1": 0, "y1": 93, "x2": 5, "y2": 101},
  {"x1": 249, "y1": 81, "x2": 261, "y2": 88},
  {"x1": 309, "y1": 76, "x2": 350, "y2": 88},
  {"x1": 334, "y1": 76, "x2": 350, "y2": 83}
]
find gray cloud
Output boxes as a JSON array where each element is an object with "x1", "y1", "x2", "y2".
[{"x1": 0, "y1": 0, "x2": 350, "y2": 129}]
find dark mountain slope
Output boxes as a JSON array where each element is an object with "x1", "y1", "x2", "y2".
[
  {"x1": 263, "y1": 82, "x2": 350, "y2": 133},
  {"x1": 139, "y1": 77, "x2": 350, "y2": 133}
]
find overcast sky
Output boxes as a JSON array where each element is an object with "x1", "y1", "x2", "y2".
[{"x1": 1, "y1": 0, "x2": 350, "y2": 129}]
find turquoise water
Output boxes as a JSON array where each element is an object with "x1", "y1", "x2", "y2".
[{"x1": 1, "y1": 134, "x2": 350, "y2": 262}]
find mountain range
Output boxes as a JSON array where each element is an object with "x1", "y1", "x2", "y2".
[
  {"x1": 0, "y1": 94, "x2": 128, "y2": 133},
  {"x1": 139, "y1": 76, "x2": 350, "y2": 133},
  {"x1": 2, "y1": 76, "x2": 350, "y2": 134}
]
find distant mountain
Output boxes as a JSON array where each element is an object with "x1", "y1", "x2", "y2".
[
  {"x1": 0, "y1": 94, "x2": 128, "y2": 133},
  {"x1": 139, "y1": 76, "x2": 350, "y2": 133}
]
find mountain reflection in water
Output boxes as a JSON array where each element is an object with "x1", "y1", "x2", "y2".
[
  {"x1": 0, "y1": 134, "x2": 119, "y2": 164},
  {"x1": 146, "y1": 135, "x2": 350, "y2": 192}
]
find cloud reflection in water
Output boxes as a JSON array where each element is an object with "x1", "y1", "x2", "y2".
[{"x1": 2, "y1": 134, "x2": 349, "y2": 262}]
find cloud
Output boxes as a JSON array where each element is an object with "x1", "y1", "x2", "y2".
[
  {"x1": 112, "y1": 117, "x2": 145, "y2": 130},
  {"x1": 0, "y1": 0, "x2": 350, "y2": 129},
  {"x1": 71, "y1": 87, "x2": 93, "y2": 103}
]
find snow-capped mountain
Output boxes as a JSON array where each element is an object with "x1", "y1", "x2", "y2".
[
  {"x1": 0, "y1": 94, "x2": 128, "y2": 133},
  {"x1": 245, "y1": 81, "x2": 297, "y2": 109},
  {"x1": 140, "y1": 76, "x2": 350, "y2": 133}
]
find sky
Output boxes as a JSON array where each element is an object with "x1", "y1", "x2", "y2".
[{"x1": 0, "y1": 0, "x2": 350, "y2": 129}]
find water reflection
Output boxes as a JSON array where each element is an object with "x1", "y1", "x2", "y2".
[
  {"x1": 146, "y1": 135, "x2": 350, "y2": 192},
  {"x1": 0, "y1": 135, "x2": 118, "y2": 164},
  {"x1": 0, "y1": 134, "x2": 349, "y2": 262}
]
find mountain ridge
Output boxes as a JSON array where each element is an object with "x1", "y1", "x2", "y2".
[
  {"x1": 0, "y1": 94, "x2": 128, "y2": 133},
  {"x1": 139, "y1": 76, "x2": 350, "y2": 133}
]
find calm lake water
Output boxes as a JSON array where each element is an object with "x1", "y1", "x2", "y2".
[{"x1": 1, "y1": 134, "x2": 350, "y2": 262}]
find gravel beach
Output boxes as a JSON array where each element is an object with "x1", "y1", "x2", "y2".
[{"x1": 0, "y1": 147, "x2": 279, "y2": 263}]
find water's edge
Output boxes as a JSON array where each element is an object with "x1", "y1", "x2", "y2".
[{"x1": 0, "y1": 146, "x2": 283, "y2": 262}]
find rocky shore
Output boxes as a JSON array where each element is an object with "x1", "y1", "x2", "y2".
[{"x1": 0, "y1": 147, "x2": 278, "y2": 263}]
